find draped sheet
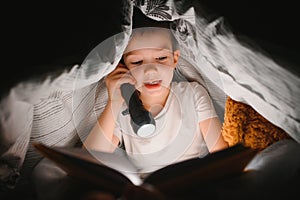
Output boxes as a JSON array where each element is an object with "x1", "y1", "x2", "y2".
[{"x1": 0, "y1": 0, "x2": 299, "y2": 191}]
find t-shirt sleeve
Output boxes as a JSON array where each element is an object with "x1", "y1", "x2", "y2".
[{"x1": 191, "y1": 82, "x2": 218, "y2": 122}]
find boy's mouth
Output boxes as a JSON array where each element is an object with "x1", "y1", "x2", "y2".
[{"x1": 144, "y1": 80, "x2": 162, "y2": 89}]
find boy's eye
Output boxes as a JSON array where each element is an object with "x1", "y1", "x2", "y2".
[
  {"x1": 131, "y1": 60, "x2": 143, "y2": 65},
  {"x1": 157, "y1": 56, "x2": 167, "y2": 61}
]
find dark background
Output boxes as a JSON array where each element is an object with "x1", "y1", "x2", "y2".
[{"x1": 2, "y1": 0, "x2": 299, "y2": 98}]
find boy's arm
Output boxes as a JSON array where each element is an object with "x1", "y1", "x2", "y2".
[
  {"x1": 83, "y1": 100, "x2": 120, "y2": 152},
  {"x1": 199, "y1": 117, "x2": 228, "y2": 153},
  {"x1": 83, "y1": 63, "x2": 135, "y2": 152}
]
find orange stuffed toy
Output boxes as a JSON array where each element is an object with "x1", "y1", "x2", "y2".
[{"x1": 221, "y1": 96, "x2": 291, "y2": 150}]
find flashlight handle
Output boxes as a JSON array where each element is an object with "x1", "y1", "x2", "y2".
[{"x1": 120, "y1": 83, "x2": 155, "y2": 135}]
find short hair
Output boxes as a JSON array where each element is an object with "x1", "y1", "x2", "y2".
[
  {"x1": 120, "y1": 7, "x2": 179, "y2": 64},
  {"x1": 131, "y1": 7, "x2": 178, "y2": 50}
]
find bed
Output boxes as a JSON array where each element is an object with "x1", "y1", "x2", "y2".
[{"x1": 1, "y1": 0, "x2": 299, "y2": 199}]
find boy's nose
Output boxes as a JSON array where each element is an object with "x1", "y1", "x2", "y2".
[{"x1": 143, "y1": 64, "x2": 158, "y2": 74}]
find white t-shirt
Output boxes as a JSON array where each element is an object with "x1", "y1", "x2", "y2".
[{"x1": 114, "y1": 81, "x2": 218, "y2": 173}]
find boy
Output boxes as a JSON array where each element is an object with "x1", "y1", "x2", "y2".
[{"x1": 83, "y1": 27, "x2": 228, "y2": 173}]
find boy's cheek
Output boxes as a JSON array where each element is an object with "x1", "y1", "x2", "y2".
[
  {"x1": 129, "y1": 67, "x2": 144, "y2": 80},
  {"x1": 130, "y1": 70, "x2": 141, "y2": 80},
  {"x1": 130, "y1": 73, "x2": 144, "y2": 88}
]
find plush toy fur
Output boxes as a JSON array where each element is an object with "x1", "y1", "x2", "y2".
[{"x1": 221, "y1": 96, "x2": 291, "y2": 150}]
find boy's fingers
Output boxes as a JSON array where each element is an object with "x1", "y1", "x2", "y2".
[
  {"x1": 117, "y1": 62, "x2": 126, "y2": 68},
  {"x1": 109, "y1": 66, "x2": 129, "y2": 77},
  {"x1": 108, "y1": 66, "x2": 135, "y2": 84},
  {"x1": 107, "y1": 72, "x2": 135, "y2": 89}
]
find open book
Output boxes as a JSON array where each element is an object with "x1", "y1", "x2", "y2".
[{"x1": 33, "y1": 143, "x2": 257, "y2": 198}]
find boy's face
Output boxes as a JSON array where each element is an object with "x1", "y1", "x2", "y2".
[{"x1": 123, "y1": 29, "x2": 180, "y2": 97}]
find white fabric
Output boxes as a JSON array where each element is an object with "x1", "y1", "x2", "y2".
[{"x1": 115, "y1": 81, "x2": 216, "y2": 173}]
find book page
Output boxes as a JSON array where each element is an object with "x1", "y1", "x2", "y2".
[
  {"x1": 33, "y1": 143, "x2": 143, "y2": 186},
  {"x1": 143, "y1": 144, "x2": 257, "y2": 196},
  {"x1": 83, "y1": 148, "x2": 143, "y2": 185}
]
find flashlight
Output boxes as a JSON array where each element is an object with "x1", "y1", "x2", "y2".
[{"x1": 120, "y1": 83, "x2": 156, "y2": 137}]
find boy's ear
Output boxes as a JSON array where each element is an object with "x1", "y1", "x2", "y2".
[{"x1": 173, "y1": 50, "x2": 180, "y2": 66}]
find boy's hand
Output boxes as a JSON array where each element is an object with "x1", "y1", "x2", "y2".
[{"x1": 105, "y1": 63, "x2": 136, "y2": 106}]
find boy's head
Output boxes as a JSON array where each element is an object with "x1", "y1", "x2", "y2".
[
  {"x1": 122, "y1": 27, "x2": 180, "y2": 97},
  {"x1": 124, "y1": 27, "x2": 178, "y2": 54}
]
